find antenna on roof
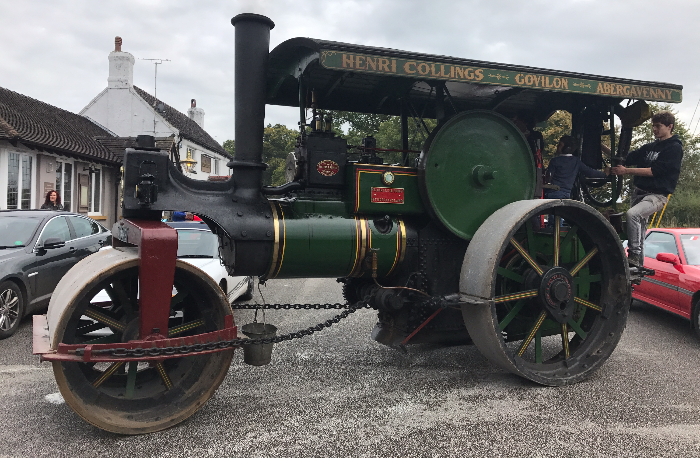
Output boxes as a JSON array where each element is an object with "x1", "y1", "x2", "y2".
[{"x1": 140, "y1": 58, "x2": 171, "y2": 133}]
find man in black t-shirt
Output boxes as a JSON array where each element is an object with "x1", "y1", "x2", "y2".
[{"x1": 610, "y1": 111, "x2": 683, "y2": 266}]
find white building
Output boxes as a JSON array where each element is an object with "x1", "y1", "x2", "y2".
[{"x1": 81, "y1": 37, "x2": 231, "y2": 179}]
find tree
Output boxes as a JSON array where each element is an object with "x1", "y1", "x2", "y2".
[
  {"x1": 223, "y1": 139, "x2": 235, "y2": 156},
  {"x1": 222, "y1": 124, "x2": 299, "y2": 186}
]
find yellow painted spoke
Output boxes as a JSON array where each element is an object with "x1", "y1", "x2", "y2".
[
  {"x1": 510, "y1": 238, "x2": 543, "y2": 276},
  {"x1": 517, "y1": 311, "x2": 547, "y2": 357},
  {"x1": 561, "y1": 323, "x2": 570, "y2": 359},
  {"x1": 168, "y1": 319, "x2": 205, "y2": 337},
  {"x1": 570, "y1": 247, "x2": 599, "y2": 276},
  {"x1": 156, "y1": 362, "x2": 173, "y2": 390},
  {"x1": 84, "y1": 308, "x2": 125, "y2": 332},
  {"x1": 92, "y1": 362, "x2": 124, "y2": 388},
  {"x1": 495, "y1": 289, "x2": 538, "y2": 303},
  {"x1": 553, "y1": 217, "x2": 561, "y2": 267},
  {"x1": 574, "y1": 296, "x2": 602, "y2": 312}
]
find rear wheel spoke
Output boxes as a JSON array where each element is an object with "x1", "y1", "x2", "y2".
[
  {"x1": 510, "y1": 238, "x2": 543, "y2": 276},
  {"x1": 561, "y1": 323, "x2": 570, "y2": 359},
  {"x1": 92, "y1": 362, "x2": 124, "y2": 388},
  {"x1": 574, "y1": 296, "x2": 602, "y2": 312},
  {"x1": 517, "y1": 311, "x2": 547, "y2": 357},
  {"x1": 156, "y1": 362, "x2": 173, "y2": 390}
]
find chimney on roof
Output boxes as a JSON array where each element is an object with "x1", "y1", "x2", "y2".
[
  {"x1": 188, "y1": 98, "x2": 205, "y2": 128},
  {"x1": 108, "y1": 36, "x2": 134, "y2": 89}
]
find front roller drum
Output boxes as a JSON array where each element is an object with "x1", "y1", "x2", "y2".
[
  {"x1": 49, "y1": 247, "x2": 234, "y2": 434},
  {"x1": 461, "y1": 199, "x2": 630, "y2": 385}
]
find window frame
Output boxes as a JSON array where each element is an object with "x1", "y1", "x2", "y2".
[
  {"x1": 55, "y1": 158, "x2": 75, "y2": 212},
  {"x1": 88, "y1": 166, "x2": 102, "y2": 216},
  {"x1": 3, "y1": 150, "x2": 35, "y2": 210}
]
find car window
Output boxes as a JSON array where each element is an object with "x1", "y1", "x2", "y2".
[
  {"x1": 644, "y1": 231, "x2": 679, "y2": 259},
  {"x1": 39, "y1": 216, "x2": 71, "y2": 244},
  {"x1": 176, "y1": 230, "x2": 218, "y2": 258},
  {"x1": 680, "y1": 234, "x2": 700, "y2": 265},
  {"x1": 0, "y1": 216, "x2": 42, "y2": 247},
  {"x1": 68, "y1": 215, "x2": 101, "y2": 239}
]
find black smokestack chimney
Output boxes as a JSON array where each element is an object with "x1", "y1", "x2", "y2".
[{"x1": 229, "y1": 13, "x2": 275, "y2": 196}]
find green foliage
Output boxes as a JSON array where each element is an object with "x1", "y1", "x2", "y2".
[
  {"x1": 539, "y1": 111, "x2": 572, "y2": 165},
  {"x1": 222, "y1": 139, "x2": 235, "y2": 156}
]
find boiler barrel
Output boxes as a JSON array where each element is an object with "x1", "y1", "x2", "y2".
[{"x1": 264, "y1": 201, "x2": 407, "y2": 279}]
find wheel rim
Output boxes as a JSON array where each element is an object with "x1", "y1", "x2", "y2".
[
  {"x1": 0, "y1": 287, "x2": 20, "y2": 332},
  {"x1": 461, "y1": 200, "x2": 630, "y2": 385},
  {"x1": 52, "y1": 262, "x2": 233, "y2": 434},
  {"x1": 580, "y1": 174, "x2": 622, "y2": 207}
]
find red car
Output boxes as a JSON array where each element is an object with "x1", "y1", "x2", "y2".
[{"x1": 632, "y1": 228, "x2": 700, "y2": 336}]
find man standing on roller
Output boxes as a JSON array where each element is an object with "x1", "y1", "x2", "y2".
[{"x1": 607, "y1": 111, "x2": 683, "y2": 266}]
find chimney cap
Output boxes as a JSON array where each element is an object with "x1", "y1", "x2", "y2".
[
  {"x1": 191, "y1": 99, "x2": 196, "y2": 108},
  {"x1": 115, "y1": 37, "x2": 122, "y2": 52}
]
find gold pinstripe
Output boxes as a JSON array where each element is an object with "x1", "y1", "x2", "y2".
[
  {"x1": 495, "y1": 289, "x2": 538, "y2": 303},
  {"x1": 92, "y1": 362, "x2": 124, "y2": 388},
  {"x1": 570, "y1": 247, "x2": 598, "y2": 276},
  {"x1": 574, "y1": 296, "x2": 602, "y2": 312},
  {"x1": 517, "y1": 311, "x2": 547, "y2": 357},
  {"x1": 156, "y1": 362, "x2": 172, "y2": 390},
  {"x1": 510, "y1": 238, "x2": 543, "y2": 276}
]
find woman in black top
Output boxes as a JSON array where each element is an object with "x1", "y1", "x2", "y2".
[{"x1": 40, "y1": 190, "x2": 64, "y2": 211}]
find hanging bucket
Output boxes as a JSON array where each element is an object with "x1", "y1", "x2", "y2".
[{"x1": 240, "y1": 322, "x2": 278, "y2": 366}]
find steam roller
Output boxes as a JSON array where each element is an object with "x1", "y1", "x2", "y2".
[{"x1": 33, "y1": 11, "x2": 668, "y2": 434}]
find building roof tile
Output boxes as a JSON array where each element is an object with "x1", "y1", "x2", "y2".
[
  {"x1": 0, "y1": 86, "x2": 120, "y2": 164},
  {"x1": 132, "y1": 86, "x2": 229, "y2": 158}
]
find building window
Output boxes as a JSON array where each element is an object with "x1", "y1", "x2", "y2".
[
  {"x1": 7, "y1": 153, "x2": 33, "y2": 209},
  {"x1": 88, "y1": 168, "x2": 102, "y2": 214},
  {"x1": 213, "y1": 158, "x2": 218, "y2": 175},
  {"x1": 201, "y1": 155, "x2": 211, "y2": 173},
  {"x1": 56, "y1": 161, "x2": 73, "y2": 211}
]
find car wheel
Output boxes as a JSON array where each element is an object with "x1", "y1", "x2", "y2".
[
  {"x1": 693, "y1": 300, "x2": 700, "y2": 339},
  {"x1": 239, "y1": 277, "x2": 254, "y2": 301},
  {"x1": 0, "y1": 281, "x2": 24, "y2": 339}
]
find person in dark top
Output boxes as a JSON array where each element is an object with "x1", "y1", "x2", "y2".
[
  {"x1": 40, "y1": 190, "x2": 63, "y2": 211},
  {"x1": 610, "y1": 111, "x2": 683, "y2": 266},
  {"x1": 544, "y1": 135, "x2": 608, "y2": 199}
]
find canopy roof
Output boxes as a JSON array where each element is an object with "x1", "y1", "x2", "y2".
[{"x1": 267, "y1": 38, "x2": 682, "y2": 120}]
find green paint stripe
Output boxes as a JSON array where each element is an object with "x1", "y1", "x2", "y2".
[
  {"x1": 497, "y1": 267, "x2": 524, "y2": 283},
  {"x1": 499, "y1": 299, "x2": 528, "y2": 331},
  {"x1": 125, "y1": 362, "x2": 138, "y2": 399},
  {"x1": 568, "y1": 319, "x2": 588, "y2": 339}
]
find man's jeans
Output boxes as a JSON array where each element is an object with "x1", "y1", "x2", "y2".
[{"x1": 627, "y1": 189, "x2": 668, "y2": 263}]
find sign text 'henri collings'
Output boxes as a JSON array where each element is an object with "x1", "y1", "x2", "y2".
[{"x1": 320, "y1": 50, "x2": 681, "y2": 103}]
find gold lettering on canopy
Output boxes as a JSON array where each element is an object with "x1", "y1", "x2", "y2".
[{"x1": 320, "y1": 50, "x2": 682, "y2": 103}]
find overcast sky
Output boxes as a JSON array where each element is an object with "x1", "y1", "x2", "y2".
[{"x1": 3, "y1": 0, "x2": 700, "y2": 144}]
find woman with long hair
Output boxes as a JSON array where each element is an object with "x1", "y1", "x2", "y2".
[{"x1": 40, "y1": 190, "x2": 64, "y2": 211}]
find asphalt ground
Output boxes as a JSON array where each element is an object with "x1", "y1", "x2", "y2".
[{"x1": 1, "y1": 278, "x2": 700, "y2": 457}]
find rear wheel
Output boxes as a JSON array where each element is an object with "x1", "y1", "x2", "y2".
[
  {"x1": 461, "y1": 199, "x2": 630, "y2": 385},
  {"x1": 0, "y1": 281, "x2": 23, "y2": 339},
  {"x1": 51, "y1": 252, "x2": 233, "y2": 434}
]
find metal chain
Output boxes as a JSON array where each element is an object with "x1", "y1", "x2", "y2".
[{"x1": 81, "y1": 300, "x2": 371, "y2": 358}]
